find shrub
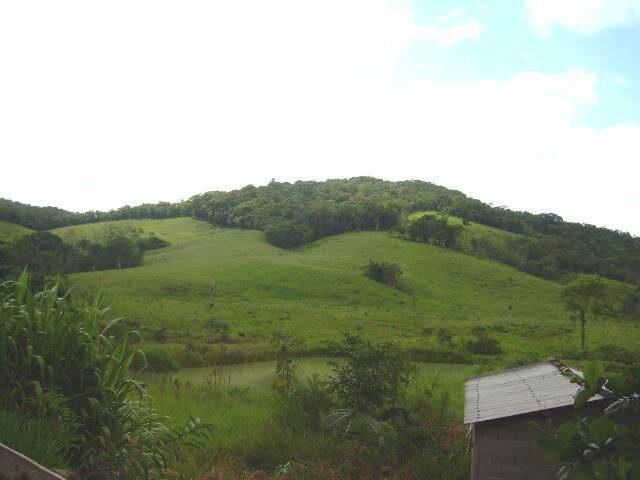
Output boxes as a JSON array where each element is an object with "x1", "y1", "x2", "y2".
[
  {"x1": 436, "y1": 328, "x2": 453, "y2": 346},
  {"x1": 205, "y1": 320, "x2": 230, "y2": 341},
  {"x1": 264, "y1": 220, "x2": 312, "y2": 249},
  {"x1": 273, "y1": 334, "x2": 299, "y2": 395},
  {"x1": 132, "y1": 348, "x2": 181, "y2": 373},
  {"x1": 137, "y1": 235, "x2": 171, "y2": 251},
  {"x1": 0, "y1": 273, "x2": 210, "y2": 479},
  {"x1": 362, "y1": 260, "x2": 403, "y2": 288},
  {"x1": 537, "y1": 361, "x2": 640, "y2": 479},
  {"x1": 294, "y1": 374, "x2": 335, "y2": 431},
  {"x1": 623, "y1": 287, "x2": 640, "y2": 316},
  {"x1": 466, "y1": 336, "x2": 503, "y2": 355},
  {"x1": 329, "y1": 333, "x2": 415, "y2": 414},
  {"x1": 404, "y1": 214, "x2": 464, "y2": 249}
]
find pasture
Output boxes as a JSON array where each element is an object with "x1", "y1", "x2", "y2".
[
  {"x1": 52, "y1": 217, "x2": 640, "y2": 366},
  {"x1": 0, "y1": 220, "x2": 32, "y2": 241}
]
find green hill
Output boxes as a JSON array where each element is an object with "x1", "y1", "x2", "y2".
[
  {"x1": 0, "y1": 220, "x2": 32, "y2": 241},
  {"x1": 409, "y1": 210, "x2": 524, "y2": 247},
  {"x1": 52, "y1": 218, "x2": 639, "y2": 364},
  {"x1": 6, "y1": 177, "x2": 640, "y2": 284}
]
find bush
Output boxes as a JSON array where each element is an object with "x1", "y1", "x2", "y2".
[
  {"x1": 436, "y1": 328, "x2": 453, "y2": 346},
  {"x1": 264, "y1": 220, "x2": 312, "y2": 248},
  {"x1": 137, "y1": 235, "x2": 171, "y2": 251},
  {"x1": 537, "y1": 361, "x2": 640, "y2": 478},
  {"x1": 466, "y1": 336, "x2": 503, "y2": 355},
  {"x1": 132, "y1": 348, "x2": 181, "y2": 373},
  {"x1": 404, "y1": 214, "x2": 464, "y2": 249},
  {"x1": 362, "y1": 260, "x2": 403, "y2": 288},
  {"x1": 205, "y1": 320, "x2": 230, "y2": 341},
  {"x1": 623, "y1": 287, "x2": 640, "y2": 316},
  {"x1": 329, "y1": 333, "x2": 415, "y2": 414},
  {"x1": 0, "y1": 273, "x2": 210, "y2": 479}
]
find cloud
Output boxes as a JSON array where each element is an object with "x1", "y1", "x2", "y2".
[
  {"x1": 437, "y1": 8, "x2": 464, "y2": 23},
  {"x1": 0, "y1": 1, "x2": 638, "y2": 235},
  {"x1": 416, "y1": 21, "x2": 483, "y2": 45},
  {"x1": 526, "y1": 0, "x2": 640, "y2": 34}
]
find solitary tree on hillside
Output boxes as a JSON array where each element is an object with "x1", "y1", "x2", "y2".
[{"x1": 561, "y1": 274, "x2": 609, "y2": 350}]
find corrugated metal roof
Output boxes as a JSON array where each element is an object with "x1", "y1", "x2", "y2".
[{"x1": 464, "y1": 360, "x2": 587, "y2": 424}]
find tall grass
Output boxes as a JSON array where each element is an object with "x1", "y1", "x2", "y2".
[
  {"x1": 0, "y1": 272, "x2": 210, "y2": 479},
  {"x1": 0, "y1": 406, "x2": 69, "y2": 469}
]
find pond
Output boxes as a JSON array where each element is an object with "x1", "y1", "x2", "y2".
[{"x1": 164, "y1": 357, "x2": 475, "y2": 390}]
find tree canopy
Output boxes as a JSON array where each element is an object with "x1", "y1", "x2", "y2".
[{"x1": 2, "y1": 177, "x2": 639, "y2": 284}]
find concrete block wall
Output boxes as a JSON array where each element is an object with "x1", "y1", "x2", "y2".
[{"x1": 470, "y1": 414, "x2": 561, "y2": 480}]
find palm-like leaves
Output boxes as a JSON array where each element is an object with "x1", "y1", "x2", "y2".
[{"x1": 0, "y1": 272, "x2": 211, "y2": 479}]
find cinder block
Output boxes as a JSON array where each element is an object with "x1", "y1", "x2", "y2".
[
  {"x1": 490, "y1": 452, "x2": 516, "y2": 466},
  {"x1": 502, "y1": 465, "x2": 527, "y2": 479},
  {"x1": 508, "y1": 440, "x2": 531, "y2": 454},
  {"x1": 478, "y1": 464, "x2": 501, "y2": 477}
]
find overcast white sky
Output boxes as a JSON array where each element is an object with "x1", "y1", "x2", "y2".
[{"x1": 1, "y1": 0, "x2": 638, "y2": 235}]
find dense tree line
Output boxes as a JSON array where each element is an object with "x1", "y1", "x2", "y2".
[
  {"x1": 0, "y1": 228, "x2": 169, "y2": 288},
  {"x1": 189, "y1": 179, "x2": 404, "y2": 248},
  {"x1": 401, "y1": 214, "x2": 465, "y2": 249},
  {"x1": 0, "y1": 198, "x2": 187, "y2": 231},
  {"x1": 2, "y1": 177, "x2": 639, "y2": 284}
]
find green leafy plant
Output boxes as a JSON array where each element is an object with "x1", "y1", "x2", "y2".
[
  {"x1": 536, "y1": 361, "x2": 640, "y2": 479},
  {"x1": 272, "y1": 333, "x2": 299, "y2": 395},
  {"x1": 466, "y1": 335, "x2": 503, "y2": 355},
  {"x1": 0, "y1": 272, "x2": 211, "y2": 479},
  {"x1": 328, "y1": 333, "x2": 415, "y2": 416},
  {"x1": 561, "y1": 274, "x2": 610, "y2": 350},
  {"x1": 362, "y1": 260, "x2": 403, "y2": 288}
]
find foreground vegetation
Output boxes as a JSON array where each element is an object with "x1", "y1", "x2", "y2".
[
  {"x1": 0, "y1": 275, "x2": 472, "y2": 479},
  {"x1": 0, "y1": 274, "x2": 210, "y2": 478},
  {"x1": 539, "y1": 360, "x2": 640, "y2": 479}
]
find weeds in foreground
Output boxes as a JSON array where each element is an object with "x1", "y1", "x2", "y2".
[{"x1": 0, "y1": 272, "x2": 211, "y2": 479}]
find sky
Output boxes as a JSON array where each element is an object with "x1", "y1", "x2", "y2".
[{"x1": 0, "y1": 0, "x2": 639, "y2": 235}]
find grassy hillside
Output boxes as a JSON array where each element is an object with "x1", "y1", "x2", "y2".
[
  {"x1": 408, "y1": 211, "x2": 524, "y2": 249},
  {"x1": 53, "y1": 218, "x2": 640, "y2": 364},
  {"x1": 0, "y1": 220, "x2": 32, "y2": 241}
]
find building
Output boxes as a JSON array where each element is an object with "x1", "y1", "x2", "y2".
[{"x1": 464, "y1": 359, "x2": 599, "y2": 480}]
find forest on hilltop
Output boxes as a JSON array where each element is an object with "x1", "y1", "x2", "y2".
[{"x1": 2, "y1": 177, "x2": 639, "y2": 284}]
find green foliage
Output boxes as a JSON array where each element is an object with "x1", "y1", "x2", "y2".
[
  {"x1": 190, "y1": 178, "x2": 403, "y2": 248},
  {"x1": 205, "y1": 320, "x2": 230, "y2": 341},
  {"x1": 537, "y1": 361, "x2": 640, "y2": 479},
  {"x1": 137, "y1": 234, "x2": 171, "y2": 251},
  {"x1": 273, "y1": 334, "x2": 299, "y2": 395},
  {"x1": 0, "y1": 197, "x2": 187, "y2": 231},
  {"x1": 623, "y1": 287, "x2": 640, "y2": 316},
  {"x1": 436, "y1": 328, "x2": 453, "y2": 346},
  {"x1": 45, "y1": 218, "x2": 640, "y2": 362},
  {"x1": 562, "y1": 275, "x2": 610, "y2": 350},
  {"x1": 132, "y1": 348, "x2": 181, "y2": 373},
  {"x1": 0, "y1": 273, "x2": 210, "y2": 479},
  {"x1": 0, "y1": 226, "x2": 172, "y2": 286},
  {"x1": 329, "y1": 333, "x2": 415, "y2": 414},
  {"x1": 465, "y1": 335, "x2": 503, "y2": 356},
  {"x1": 264, "y1": 219, "x2": 312, "y2": 248},
  {"x1": 403, "y1": 214, "x2": 464, "y2": 249},
  {"x1": 0, "y1": 220, "x2": 32, "y2": 242},
  {"x1": 4, "y1": 175, "x2": 640, "y2": 283},
  {"x1": 362, "y1": 259, "x2": 403, "y2": 287},
  {"x1": 0, "y1": 406, "x2": 71, "y2": 469}
]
